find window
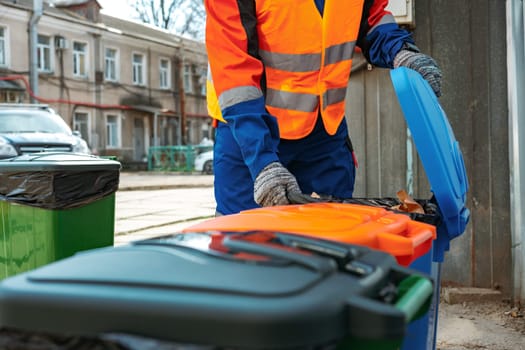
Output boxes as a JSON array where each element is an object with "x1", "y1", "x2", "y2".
[
  {"x1": 183, "y1": 64, "x2": 193, "y2": 93},
  {"x1": 37, "y1": 34, "x2": 52, "y2": 72},
  {"x1": 199, "y1": 67, "x2": 207, "y2": 96},
  {"x1": 106, "y1": 114, "x2": 121, "y2": 148},
  {"x1": 0, "y1": 91, "x2": 20, "y2": 103},
  {"x1": 159, "y1": 58, "x2": 170, "y2": 89},
  {"x1": 104, "y1": 48, "x2": 118, "y2": 81},
  {"x1": 73, "y1": 41, "x2": 88, "y2": 77},
  {"x1": 201, "y1": 123, "x2": 210, "y2": 140},
  {"x1": 73, "y1": 112, "x2": 90, "y2": 143},
  {"x1": 132, "y1": 53, "x2": 145, "y2": 85},
  {"x1": 0, "y1": 26, "x2": 7, "y2": 67}
]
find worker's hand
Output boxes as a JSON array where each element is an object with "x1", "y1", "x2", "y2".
[
  {"x1": 254, "y1": 162, "x2": 303, "y2": 207},
  {"x1": 394, "y1": 50, "x2": 442, "y2": 97}
]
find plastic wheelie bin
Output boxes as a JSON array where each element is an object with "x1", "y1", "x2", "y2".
[
  {"x1": 0, "y1": 152, "x2": 121, "y2": 279},
  {"x1": 186, "y1": 67, "x2": 470, "y2": 350},
  {"x1": 390, "y1": 67, "x2": 469, "y2": 350},
  {"x1": 0, "y1": 230, "x2": 433, "y2": 350}
]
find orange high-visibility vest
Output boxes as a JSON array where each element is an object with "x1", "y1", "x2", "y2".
[{"x1": 206, "y1": 0, "x2": 392, "y2": 139}]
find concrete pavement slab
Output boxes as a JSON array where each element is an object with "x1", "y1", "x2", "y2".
[
  {"x1": 442, "y1": 287, "x2": 503, "y2": 304},
  {"x1": 114, "y1": 219, "x2": 209, "y2": 246},
  {"x1": 118, "y1": 171, "x2": 214, "y2": 191},
  {"x1": 113, "y1": 171, "x2": 217, "y2": 245}
]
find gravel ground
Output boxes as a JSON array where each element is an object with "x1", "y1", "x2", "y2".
[{"x1": 437, "y1": 300, "x2": 525, "y2": 350}]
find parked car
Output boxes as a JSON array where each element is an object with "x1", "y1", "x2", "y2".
[
  {"x1": 194, "y1": 149, "x2": 213, "y2": 174},
  {"x1": 0, "y1": 104, "x2": 90, "y2": 159}
]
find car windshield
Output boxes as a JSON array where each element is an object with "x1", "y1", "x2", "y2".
[{"x1": 0, "y1": 111, "x2": 72, "y2": 134}]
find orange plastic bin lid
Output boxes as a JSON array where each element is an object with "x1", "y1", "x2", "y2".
[{"x1": 184, "y1": 203, "x2": 436, "y2": 266}]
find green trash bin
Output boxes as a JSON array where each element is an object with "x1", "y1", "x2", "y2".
[{"x1": 0, "y1": 152, "x2": 121, "y2": 279}]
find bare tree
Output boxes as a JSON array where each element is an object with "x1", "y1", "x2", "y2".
[{"x1": 129, "y1": 0, "x2": 205, "y2": 39}]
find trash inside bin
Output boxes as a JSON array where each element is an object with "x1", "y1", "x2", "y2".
[
  {"x1": 0, "y1": 152, "x2": 120, "y2": 279},
  {"x1": 390, "y1": 67, "x2": 469, "y2": 350},
  {"x1": 0, "y1": 231, "x2": 433, "y2": 350}
]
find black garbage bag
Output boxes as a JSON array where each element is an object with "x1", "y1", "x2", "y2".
[
  {"x1": 342, "y1": 197, "x2": 441, "y2": 227},
  {"x1": 287, "y1": 192, "x2": 442, "y2": 227},
  {"x1": 0, "y1": 170, "x2": 119, "y2": 210},
  {"x1": 0, "y1": 153, "x2": 120, "y2": 210}
]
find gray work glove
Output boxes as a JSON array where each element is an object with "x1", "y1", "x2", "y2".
[
  {"x1": 253, "y1": 162, "x2": 303, "y2": 207},
  {"x1": 394, "y1": 50, "x2": 442, "y2": 97}
]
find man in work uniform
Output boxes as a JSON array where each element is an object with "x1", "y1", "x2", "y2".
[{"x1": 206, "y1": 0, "x2": 441, "y2": 216}]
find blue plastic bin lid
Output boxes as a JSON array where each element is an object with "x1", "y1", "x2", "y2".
[{"x1": 390, "y1": 67, "x2": 470, "y2": 261}]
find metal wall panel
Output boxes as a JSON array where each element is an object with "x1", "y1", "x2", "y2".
[
  {"x1": 345, "y1": 0, "x2": 512, "y2": 296},
  {"x1": 347, "y1": 62, "x2": 408, "y2": 198},
  {"x1": 507, "y1": 0, "x2": 525, "y2": 304}
]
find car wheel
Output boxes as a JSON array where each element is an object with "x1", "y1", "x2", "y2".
[{"x1": 203, "y1": 160, "x2": 213, "y2": 175}]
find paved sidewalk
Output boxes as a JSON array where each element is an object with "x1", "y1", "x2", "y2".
[
  {"x1": 114, "y1": 171, "x2": 216, "y2": 246},
  {"x1": 118, "y1": 171, "x2": 214, "y2": 191}
]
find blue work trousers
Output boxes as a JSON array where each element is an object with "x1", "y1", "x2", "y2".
[{"x1": 214, "y1": 117, "x2": 356, "y2": 215}]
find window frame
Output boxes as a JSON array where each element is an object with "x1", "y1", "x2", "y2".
[
  {"x1": 132, "y1": 52, "x2": 146, "y2": 86},
  {"x1": 159, "y1": 57, "x2": 171, "y2": 89},
  {"x1": 0, "y1": 91, "x2": 20, "y2": 103},
  {"x1": 183, "y1": 64, "x2": 193, "y2": 94},
  {"x1": 104, "y1": 46, "x2": 119, "y2": 82},
  {"x1": 72, "y1": 40, "x2": 89, "y2": 77},
  {"x1": 73, "y1": 111, "x2": 91, "y2": 144},
  {"x1": 199, "y1": 66, "x2": 207, "y2": 96},
  {"x1": 105, "y1": 113, "x2": 122, "y2": 149},
  {"x1": 37, "y1": 34, "x2": 53, "y2": 72},
  {"x1": 0, "y1": 25, "x2": 9, "y2": 68}
]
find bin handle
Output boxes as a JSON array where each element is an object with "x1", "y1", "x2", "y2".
[
  {"x1": 394, "y1": 276, "x2": 434, "y2": 322},
  {"x1": 276, "y1": 232, "x2": 357, "y2": 256},
  {"x1": 345, "y1": 295, "x2": 405, "y2": 338},
  {"x1": 344, "y1": 276, "x2": 433, "y2": 338},
  {"x1": 222, "y1": 235, "x2": 336, "y2": 274}
]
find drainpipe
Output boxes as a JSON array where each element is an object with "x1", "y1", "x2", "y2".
[
  {"x1": 154, "y1": 111, "x2": 159, "y2": 147},
  {"x1": 177, "y1": 43, "x2": 186, "y2": 145},
  {"x1": 92, "y1": 32, "x2": 102, "y2": 154},
  {"x1": 506, "y1": 0, "x2": 525, "y2": 305},
  {"x1": 29, "y1": 0, "x2": 43, "y2": 103}
]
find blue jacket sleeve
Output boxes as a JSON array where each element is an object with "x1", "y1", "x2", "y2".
[
  {"x1": 222, "y1": 96, "x2": 281, "y2": 180},
  {"x1": 363, "y1": 23, "x2": 415, "y2": 68}
]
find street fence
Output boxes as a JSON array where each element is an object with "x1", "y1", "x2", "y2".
[{"x1": 147, "y1": 145, "x2": 212, "y2": 172}]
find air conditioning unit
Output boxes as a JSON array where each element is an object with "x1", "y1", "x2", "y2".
[
  {"x1": 54, "y1": 35, "x2": 69, "y2": 50},
  {"x1": 386, "y1": 0, "x2": 415, "y2": 27}
]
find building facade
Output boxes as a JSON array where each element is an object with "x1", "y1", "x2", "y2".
[{"x1": 0, "y1": 0, "x2": 209, "y2": 167}]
